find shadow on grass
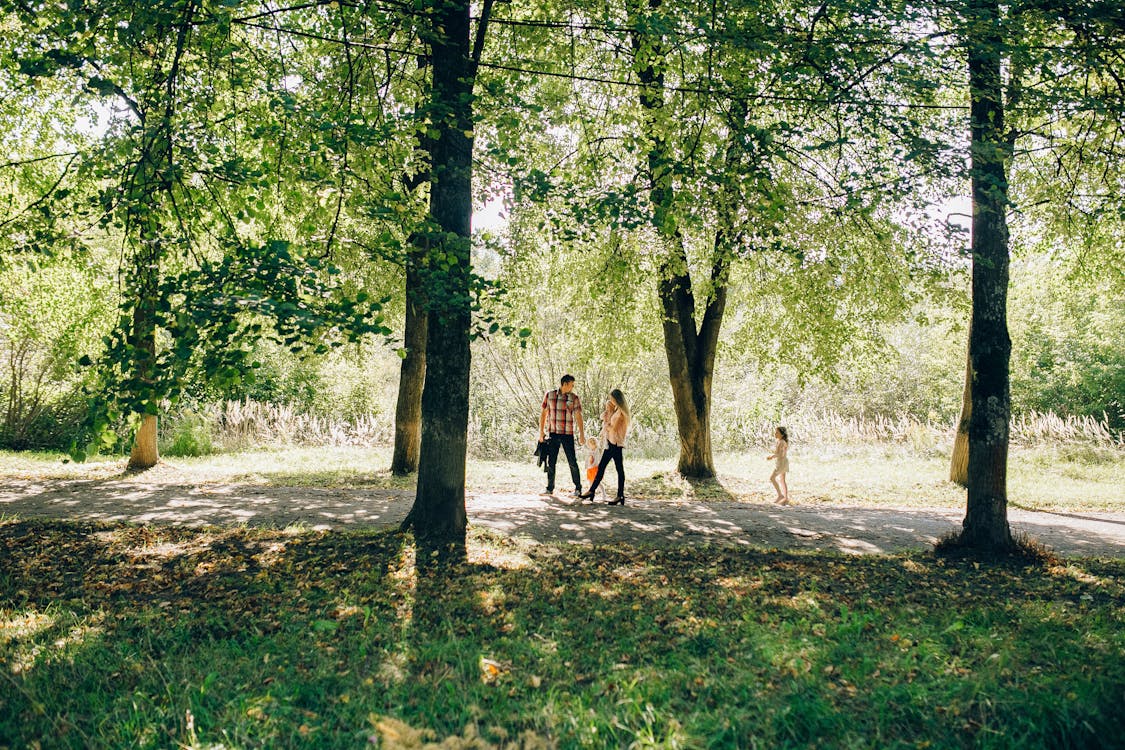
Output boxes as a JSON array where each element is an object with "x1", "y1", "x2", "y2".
[
  {"x1": 629, "y1": 470, "x2": 738, "y2": 502},
  {"x1": 1011, "y1": 502, "x2": 1125, "y2": 527},
  {"x1": 3, "y1": 521, "x2": 1124, "y2": 748}
]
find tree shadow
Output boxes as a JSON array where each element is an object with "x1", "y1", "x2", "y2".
[
  {"x1": 683, "y1": 474, "x2": 737, "y2": 502},
  {"x1": 628, "y1": 469, "x2": 738, "y2": 502},
  {"x1": 1011, "y1": 502, "x2": 1125, "y2": 527}
]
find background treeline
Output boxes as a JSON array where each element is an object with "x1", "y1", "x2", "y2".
[
  {"x1": 2, "y1": 235, "x2": 1120, "y2": 456},
  {"x1": 0, "y1": 0, "x2": 1121, "y2": 460}
]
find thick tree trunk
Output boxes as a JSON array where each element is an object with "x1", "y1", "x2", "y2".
[
  {"x1": 660, "y1": 259, "x2": 726, "y2": 478},
  {"x1": 950, "y1": 339, "x2": 971, "y2": 486},
  {"x1": 128, "y1": 414, "x2": 159, "y2": 470},
  {"x1": 391, "y1": 259, "x2": 427, "y2": 475},
  {"x1": 403, "y1": 0, "x2": 474, "y2": 563},
  {"x1": 630, "y1": 0, "x2": 725, "y2": 478},
  {"x1": 959, "y1": 0, "x2": 1014, "y2": 551}
]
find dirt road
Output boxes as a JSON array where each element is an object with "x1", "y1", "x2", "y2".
[{"x1": 2, "y1": 475, "x2": 1122, "y2": 557}]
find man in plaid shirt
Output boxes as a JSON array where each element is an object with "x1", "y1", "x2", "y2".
[{"x1": 538, "y1": 374, "x2": 586, "y2": 496}]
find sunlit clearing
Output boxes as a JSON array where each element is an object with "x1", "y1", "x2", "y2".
[
  {"x1": 0, "y1": 609, "x2": 55, "y2": 645},
  {"x1": 1052, "y1": 564, "x2": 1114, "y2": 588},
  {"x1": 8, "y1": 612, "x2": 105, "y2": 674},
  {"x1": 714, "y1": 575, "x2": 764, "y2": 596},
  {"x1": 468, "y1": 541, "x2": 535, "y2": 570},
  {"x1": 779, "y1": 591, "x2": 823, "y2": 612}
]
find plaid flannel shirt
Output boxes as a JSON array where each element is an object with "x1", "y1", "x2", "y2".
[{"x1": 542, "y1": 389, "x2": 582, "y2": 435}]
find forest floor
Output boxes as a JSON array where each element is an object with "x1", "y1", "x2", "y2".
[{"x1": 1, "y1": 447, "x2": 1122, "y2": 557}]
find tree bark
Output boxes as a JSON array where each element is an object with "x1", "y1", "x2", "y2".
[
  {"x1": 630, "y1": 0, "x2": 726, "y2": 478},
  {"x1": 959, "y1": 0, "x2": 1015, "y2": 551},
  {"x1": 124, "y1": 150, "x2": 167, "y2": 471},
  {"x1": 391, "y1": 52, "x2": 434, "y2": 477},
  {"x1": 125, "y1": 4, "x2": 193, "y2": 470},
  {"x1": 402, "y1": 0, "x2": 475, "y2": 563},
  {"x1": 949, "y1": 334, "x2": 971, "y2": 486},
  {"x1": 391, "y1": 248, "x2": 428, "y2": 475},
  {"x1": 128, "y1": 414, "x2": 159, "y2": 470}
]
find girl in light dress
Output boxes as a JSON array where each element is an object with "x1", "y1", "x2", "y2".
[
  {"x1": 584, "y1": 437, "x2": 606, "y2": 501},
  {"x1": 767, "y1": 426, "x2": 790, "y2": 505}
]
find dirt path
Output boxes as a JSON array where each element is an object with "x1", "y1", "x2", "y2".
[{"x1": 1, "y1": 476, "x2": 1122, "y2": 557}]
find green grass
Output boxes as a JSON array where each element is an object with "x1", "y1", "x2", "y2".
[
  {"x1": 2, "y1": 440, "x2": 1121, "y2": 512},
  {"x1": 1, "y1": 520, "x2": 1122, "y2": 749}
]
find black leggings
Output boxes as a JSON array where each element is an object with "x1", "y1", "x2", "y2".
[{"x1": 588, "y1": 442, "x2": 624, "y2": 498}]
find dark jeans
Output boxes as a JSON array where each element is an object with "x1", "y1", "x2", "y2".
[
  {"x1": 588, "y1": 441, "x2": 624, "y2": 498},
  {"x1": 546, "y1": 433, "x2": 582, "y2": 493}
]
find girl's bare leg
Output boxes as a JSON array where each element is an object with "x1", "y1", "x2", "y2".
[
  {"x1": 778, "y1": 473, "x2": 789, "y2": 504},
  {"x1": 770, "y1": 470, "x2": 784, "y2": 502}
]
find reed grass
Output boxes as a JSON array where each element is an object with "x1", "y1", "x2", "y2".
[{"x1": 161, "y1": 400, "x2": 1122, "y2": 461}]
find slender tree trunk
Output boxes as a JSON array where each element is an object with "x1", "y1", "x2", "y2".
[
  {"x1": 127, "y1": 293, "x2": 160, "y2": 470},
  {"x1": 391, "y1": 256, "x2": 428, "y2": 475},
  {"x1": 125, "y1": 189, "x2": 165, "y2": 472},
  {"x1": 959, "y1": 0, "x2": 1014, "y2": 551},
  {"x1": 125, "y1": 6, "x2": 192, "y2": 470},
  {"x1": 403, "y1": 0, "x2": 475, "y2": 563},
  {"x1": 391, "y1": 53, "x2": 434, "y2": 477},
  {"x1": 950, "y1": 334, "x2": 971, "y2": 486},
  {"x1": 630, "y1": 0, "x2": 725, "y2": 478}
]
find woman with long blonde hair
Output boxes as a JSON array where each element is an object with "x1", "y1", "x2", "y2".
[{"x1": 579, "y1": 389, "x2": 630, "y2": 505}]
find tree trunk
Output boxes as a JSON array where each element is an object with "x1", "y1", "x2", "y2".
[
  {"x1": 128, "y1": 414, "x2": 159, "y2": 470},
  {"x1": 659, "y1": 255, "x2": 726, "y2": 478},
  {"x1": 124, "y1": 10, "x2": 191, "y2": 471},
  {"x1": 630, "y1": 0, "x2": 726, "y2": 478},
  {"x1": 391, "y1": 52, "x2": 434, "y2": 477},
  {"x1": 391, "y1": 259, "x2": 427, "y2": 475},
  {"x1": 125, "y1": 219, "x2": 162, "y2": 471},
  {"x1": 959, "y1": 0, "x2": 1014, "y2": 551},
  {"x1": 949, "y1": 335, "x2": 971, "y2": 486},
  {"x1": 403, "y1": 0, "x2": 475, "y2": 564}
]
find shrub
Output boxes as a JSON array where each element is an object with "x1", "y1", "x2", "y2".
[{"x1": 161, "y1": 409, "x2": 216, "y2": 457}]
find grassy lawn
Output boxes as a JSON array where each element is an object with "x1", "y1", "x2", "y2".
[
  {"x1": 1, "y1": 520, "x2": 1122, "y2": 749},
  {"x1": 2, "y1": 441, "x2": 1121, "y2": 512}
]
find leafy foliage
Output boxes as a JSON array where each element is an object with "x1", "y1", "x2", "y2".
[
  {"x1": 0, "y1": 257, "x2": 113, "y2": 449},
  {"x1": 72, "y1": 240, "x2": 392, "y2": 460}
]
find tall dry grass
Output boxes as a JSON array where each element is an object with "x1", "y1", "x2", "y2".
[
  {"x1": 164, "y1": 400, "x2": 1122, "y2": 458},
  {"x1": 730, "y1": 410, "x2": 1122, "y2": 451},
  {"x1": 1009, "y1": 410, "x2": 1121, "y2": 445},
  {"x1": 165, "y1": 400, "x2": 392, "y2": 454}
]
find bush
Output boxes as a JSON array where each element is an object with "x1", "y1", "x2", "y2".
[
  {"x1": 0, "y1": 258, "x2": 114, "y2": 450},
  {"x1": 161, "y1": 409, "x2": 216, "y2": 457},
  {"x1": 0, "y1": 389, "x2": 90, "y2": 451}
]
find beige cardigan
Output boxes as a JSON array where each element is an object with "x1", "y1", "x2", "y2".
[{"x1": 603, "y1": 407, "x2": 629, "y2": 447}]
